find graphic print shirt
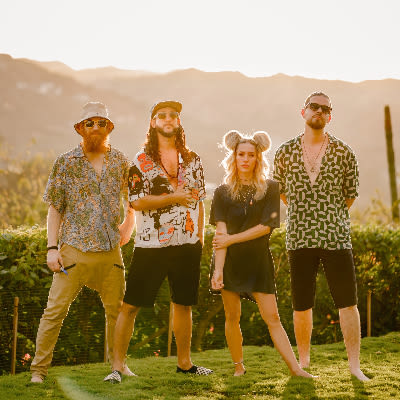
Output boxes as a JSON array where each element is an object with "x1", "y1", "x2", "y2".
[
  {"x1": 128, "y1": 150, "x2": 206, "y2": 248},
  {"x1": 273, "y1": 133, "x2": 359, "y2": 250}
]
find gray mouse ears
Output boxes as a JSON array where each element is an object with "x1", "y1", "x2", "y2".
[{"x1": 222, "y1": 130, "x2": 271, "y2": 152}]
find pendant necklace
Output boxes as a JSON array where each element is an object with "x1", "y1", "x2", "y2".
[
  {"x1": 239, "y1": 184, "x2": 254, "y2": 215},
  {"x1": 302, "y1": 134, "x2": 327, "y2": 173}
]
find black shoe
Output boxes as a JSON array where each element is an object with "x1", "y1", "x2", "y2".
[
  {"x1": 104, "y1": 370, "x2": 122, "y2": 384},
  {"x1": 176, "y1": 365, "x2": 213, "y2": 375}
]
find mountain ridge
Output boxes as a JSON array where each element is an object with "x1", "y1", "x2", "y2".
[{"x1": 1, "y1": 53, "x2": 399, "y2": 209}]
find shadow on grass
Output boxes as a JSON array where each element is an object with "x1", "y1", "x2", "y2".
[
  {"x1": 350, "y1": 375, "x2": 369, "y2": 399},
  {"x1": 280, "y1": 376, "x2": 317, "y2": 399}
]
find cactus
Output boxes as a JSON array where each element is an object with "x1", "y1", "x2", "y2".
[{"x1": 384, "y1": 105, "x2": 399, "y2": 221}]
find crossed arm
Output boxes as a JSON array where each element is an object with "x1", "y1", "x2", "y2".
[
  {"x1": 211, "y1": 221, "x2": 271, "y2": 290},
  {"x1": 129, "y1": 183, "x2": 193, "y2": 211},
  {"x1": 130, "y1": 184, "x2": 205, "y2": 245}
]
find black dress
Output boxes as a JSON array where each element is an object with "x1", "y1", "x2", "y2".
[{"x1": 209, "y1": 180, "x2": 280, "y2": 300}]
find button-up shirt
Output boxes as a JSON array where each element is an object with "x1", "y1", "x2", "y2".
[
  {"x1": 128, "y1": 150, "x2": 206, "y2": 248},
  {"x1": 43, "y1": 144, "x2": 129, "y2": 252},
  {"x1": 273, "y1": 133, "x2": 359, "y2": 250}
]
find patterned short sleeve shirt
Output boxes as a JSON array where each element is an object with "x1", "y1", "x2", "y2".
[
  {"x1": 43, "y1": 145, "x2": 129, "y2": 252},
  {"x1": 273, "y1": 133, "x2": 359, "y2": 250},
  {"x1": 128, "y1": 149, "x2": 206, "y2": 248}
]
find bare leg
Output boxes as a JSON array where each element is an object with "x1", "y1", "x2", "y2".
[
  {"x1": 173, "y1": 303, "x2": 193, "y2": 370},
  {"x1": 253, "y1": 293, "x2": 314, "y2": 378},
  {"x1": 112, "y1": 302, "x2": 140, "y2": 372},
  {"x1": 293, "y1": 308, "x2": 313, "y2": 368},
  {"x1": 339, "y1": 305, "x2": 369, "y2": 381},
  {"x1": 221, "y1": 290, "x2": 246, "y2": 376}
]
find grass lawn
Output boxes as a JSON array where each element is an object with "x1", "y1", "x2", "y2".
[{"x1": 1, "y1": 332, "x2": 399, "y2": 399}]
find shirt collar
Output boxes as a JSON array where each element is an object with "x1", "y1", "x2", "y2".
[{"x1": 295, "y1": 132, "x2": 338, "y2": 148}]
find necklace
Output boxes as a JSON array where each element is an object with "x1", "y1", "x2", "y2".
[
  {"x1": 159, "y1": 152, "x2": 179, "y2": 179},
  {"x1": 302, "y1": 134, "x2": 327, "y2": 173},
  {"x1": 238, "y1": 184, "x2": 255, "y2": 215}
]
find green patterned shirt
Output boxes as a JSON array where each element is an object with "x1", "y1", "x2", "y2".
[
  {"x1": 44, "y1": 145, "x2": 129, "y2": 252},
  {"x1": 273, "y1": 133, "x2": 359, "y2": 250}
]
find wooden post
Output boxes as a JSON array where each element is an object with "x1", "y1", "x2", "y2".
[
  {"x1": 384, "y1": 105, "x2": 399, "y2": 221},
  {"x1": 367, "y1": 290, "x2": 372, "y2": 337},
  {"x1": 11, "y1": 297, "x2": 19, "y2": 375},
  {"x1": 167, "y1": 302, "x2": 174, "y2": 357},
  {"x1": 104, "y1": 319, "x2": 107, "y2": 363}
]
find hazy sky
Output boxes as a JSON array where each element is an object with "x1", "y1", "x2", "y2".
[{"x1": 2, "y1": 0, "x2": 399, "y2": 82}]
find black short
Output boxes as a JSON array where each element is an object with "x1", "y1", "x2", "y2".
[
  {"x1": 288, "y1": 248, "x2": 357, "y2": 311},
  {"x1": 124, "y1": 242, "x2": 202, "y2": 307}
]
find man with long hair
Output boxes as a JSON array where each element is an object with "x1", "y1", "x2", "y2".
[
  {"x1": 31, "y1": 102, "x2": 135, "y2": 383},
  {"x1": 273, "y1": 92, "x2": 369, "y2": 381},
  {"x1": 104, "y1": 100, "x2": 213, "y2": 383}
]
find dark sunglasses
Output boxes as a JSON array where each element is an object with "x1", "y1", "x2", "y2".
[
  {"x1": 153, "y1": 111, "x2": 180, "y2": 120},
  {"x1": 84, "y1": 119, "x2": 108, "y2": 128},
  {"x1": 306, "y1": 102, "x2": 332, "y2": 114}
]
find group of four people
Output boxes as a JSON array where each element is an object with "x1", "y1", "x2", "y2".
[{"x1": 30, "y1": 92, "x2": 369, "y2": 385}]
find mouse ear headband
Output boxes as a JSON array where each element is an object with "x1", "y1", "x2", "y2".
[
  {"x1": 252, "y1": 131, "x2": 271, "y2": 153},
  {"x1": 223, "y1": 130, "x2": 271, "y2": 153}
]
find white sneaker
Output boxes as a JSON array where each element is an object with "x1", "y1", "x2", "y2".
[{"x1": 104, "y1": 370, "x2": 122, "y2": 384}]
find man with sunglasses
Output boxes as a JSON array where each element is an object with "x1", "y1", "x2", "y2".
[
  {"x1": 273, "y1": 92, "x2": 369, "y2": 381},
  {"x1": 104, "y1": 100, "x2": 212, "y2": 383},
  {"x1": 31, "y1": 102, "x2": 135, "y2": 383}
]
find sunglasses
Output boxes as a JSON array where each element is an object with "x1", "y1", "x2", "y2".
[
  {"x1": 84, "y1": 119, "x2": 108, "y2": 128},
  {"x1": 153, "y1": 111, "x2": 180, "y2": 120},
  {"x1": 306, "y1": 102, "x2": 332, "y2": 114}
]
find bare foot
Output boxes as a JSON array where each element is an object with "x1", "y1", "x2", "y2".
[
  {"x1": 121, "y1": 364, "x2": 137, "y2": 377},
  {"x1": 292, "y1": 368, "x2": 318, "y2": 379},
  {"x1": 351, "y1": 369, "x2": 370, "y2": 382},
  {"x1": 233, "y1": 367, "x2": 246, "y2": 377},
  {"x1": 233, "y1": 361, "x2": 246, "y2": 377},
  {"x1": 299, "y1": 358, "x2": 310, "y2": 369},
  {"x1": 31, "y1": 375, "x2": 44, "y2": 383}
]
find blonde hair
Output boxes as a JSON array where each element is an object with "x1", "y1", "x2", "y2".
[{"x1": 221, "y1": 130, "x2": 271, "y2": 201}]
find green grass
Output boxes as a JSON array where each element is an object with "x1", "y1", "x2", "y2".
[{"x1": 1, "y1": 332, "x2": 400, "y2": 399}]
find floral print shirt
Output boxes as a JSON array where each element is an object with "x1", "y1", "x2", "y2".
[
  {"x1": 43, "y1": 145, "x2": 129, "y2": 252},
  {"x1": 273, "y1": 133, "x2": 359, "y2": 250},
  {"x1": 128, "y1": 150, "x2": 206, "y2": 248}
]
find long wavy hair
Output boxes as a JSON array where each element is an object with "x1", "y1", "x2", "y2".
[
  {"x1": 222, "y1": 130, "x2": 271, "y2": 201},
  {"x1": 143, "y1": 124, "x2": 194, "y2": 165}
]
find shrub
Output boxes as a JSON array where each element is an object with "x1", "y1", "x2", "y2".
[{"x1": 1, "y1": 224, "x2": 399, "y2": 375}]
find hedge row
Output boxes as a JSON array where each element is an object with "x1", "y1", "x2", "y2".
[{"x1": 0, "y1": 224, "x2": 399, "y2": 374}]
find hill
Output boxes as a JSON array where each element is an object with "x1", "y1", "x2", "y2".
[{"x1": 1, "y1": 54, "x2": 400, "y2": 209}]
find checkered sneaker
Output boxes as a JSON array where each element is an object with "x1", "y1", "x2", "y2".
[
  {"x1": 104, "y1": 370, "x2": 122, "y2": 384},
  {"x1": 176, "y1": 365, "x2": 213, "y2": 375}
]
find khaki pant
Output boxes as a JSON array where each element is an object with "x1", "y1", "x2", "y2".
[{"x1": 31, "y1": 244, "x2": 125, "y2": 378}]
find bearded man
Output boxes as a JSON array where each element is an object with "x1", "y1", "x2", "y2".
[
  {"x1": 273, "y1": 92, "x2": 369, "y2": 381},
  {"x1": 31, "y1": 102, "x2": 135, "y2": 383},
  {"x1": 104, "y1": 100, "x2": 213, "y2": 383}
]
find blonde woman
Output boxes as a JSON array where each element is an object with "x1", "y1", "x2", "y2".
[{"x1": 210, "y1": 130, "x2": 314, "y2": 378}]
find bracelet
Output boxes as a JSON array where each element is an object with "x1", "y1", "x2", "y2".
[{"x1": 47, "y1": 245, "x2": 58, "y2": 251}]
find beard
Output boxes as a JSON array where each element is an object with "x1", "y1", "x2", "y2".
[
  {"x1": 81, "y1": 132, "x2": 109, "y2": 153},
  {"x1": 156, "y1": 126, "x2": 180, "y2": 138},
  {"x1": 306, "y1": 116, "x2": 326, "y2": 130}
]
